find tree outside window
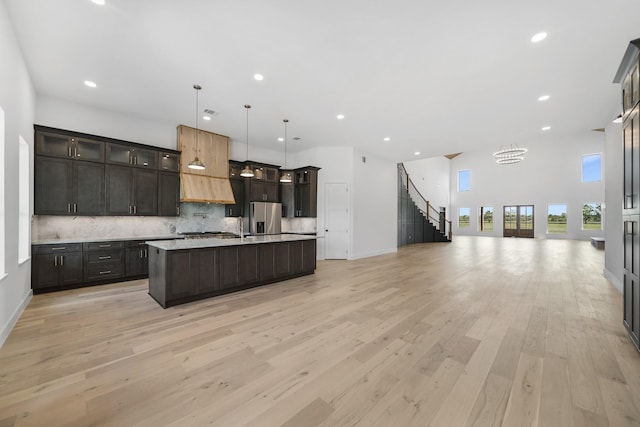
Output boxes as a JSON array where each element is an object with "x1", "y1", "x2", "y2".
[
  {"x1": 582, "y1": 203, "x2": 602, "y2": 230},
  {"x1": 480, "y1": 206, "x2": 493, "y2": 231}
]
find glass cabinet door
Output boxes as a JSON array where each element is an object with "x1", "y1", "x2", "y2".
[
  {"x1": 36, "y1": 132, "x2": 72, "y2": 158},
  {"x1": 132, "y1": 147, "x2": 158, "y2": 168},
  {"x1": 107, "y1": 143, "x2": 133, "y2": 165},
  {"x1": 73, "y1": 137, "x2": 104, "y2": 162},
  {"x1": 159, "y1": 152, "x2": 180, "y2": 172}
]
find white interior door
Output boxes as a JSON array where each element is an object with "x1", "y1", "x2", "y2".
[{"x1": 325, "y1": 183, "x2": 349, "y2": 259}]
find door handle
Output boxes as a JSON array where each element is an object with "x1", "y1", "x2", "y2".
[
  {"x1": 60, "y1": 255, "x2": 64, "y2": 266},
  {"x1": 98, "y1": 256, "x2": 111, "y2": 260},
  {"x1": 54, "y1": 255, "x2": 58, "y2": 266}
]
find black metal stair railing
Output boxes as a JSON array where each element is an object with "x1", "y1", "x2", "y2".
[{"x1": 398, "y1": 163, "x2": 452, "y2": 241}]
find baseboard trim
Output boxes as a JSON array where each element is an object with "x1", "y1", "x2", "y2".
[
  {"x1": 604, "y1": 268, "x2": 623, "y2": 294},
  {"x1": 0, "y1": 290, "x2": 32, "y2": 348},
  {"x1": 350, "y1": 247, "x2": 397, "y2": 260}
]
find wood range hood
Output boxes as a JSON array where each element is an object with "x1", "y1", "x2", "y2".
[{"x1": 177, "y1": 125, "x2": 235, "y2": 204}]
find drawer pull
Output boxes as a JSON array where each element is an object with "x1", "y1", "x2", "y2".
[
  {"x1": 98, "y1": 256, "x2": 111, "y2": 260},
  {"x1": 98, "y1": 244, "x2": 111, "y2": 248},
  {"x1": 99, "y1": 270, "x2": 112, "y2": 275},
  {"x1": 51, "y1": 247, "x2": 66, "y2": 251}
]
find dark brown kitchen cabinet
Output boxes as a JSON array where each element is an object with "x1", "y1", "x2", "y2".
[
  {"x1": 106, "y1": 143, "x2": 158, "y2": 168},
  {"x1": 35, "y1": 130, "x2": 105, "y2": 162},
  {"x1": 125, "y1": 241, "x2": 149, "y2": 277},
  {"x1": 148, "y1": 239, "x2": 317, "y2": 308},
  {"x1": 158, "y1": 172, "x2": 180, "y2": 216},
  {"x1": 226, "y1": 161, "x2": 245, "y2": 217},
  {"x1": 31, "y1": 244, "x2": 83, "y2": 291},
  {"x1": 249, "y1": 180, "x2": 278, "y2": 202},
  {"x1": 106, "y1": 165, "x2": 158, "y2": 215},
  {"x1": 34, "y1": 125, "x2": 181, "y2": 217},
  {"x1": 280, "y1": 180, "x2": 294, "y2": 217},
  {"x1": 616, "y1": 38, "x2": 640, "y2": 352},
  {"x1": 35, "y1": 157, "x2": 105, "y2": 215},
  {"x1": 83, "y1": 242, "x2": 125, "y2": 282},
  {"x1": 293, "y1": 167, "x2": 320, "y2": 217},
  {"x1": 243, "y1": 162, "x2": 280, "y2": 205},
  {"x1": 219, "y1": 246, "x2": 258, "y2": 289}
]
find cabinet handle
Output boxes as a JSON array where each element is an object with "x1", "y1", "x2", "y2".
[
  {"x1": 98, "y1": 255, "x2": 111, "y2": 260},
  {"x1": 129, "y1": 206, "x2": 132, "y2": 214},
  {"x1": 74, "y1": 147, "x2": 78, "y2": 157},
  {"x1": 54, "y1": 255, "x2": 58, "y2": 266},
  {"x1": 139, "y1": 249, "x2": 143, "y2": 259},
  {"x1": 74, "y1": 203, "x2": 77, "y2": 213},
  {"x1": 177, "y1": 206, "x2": 180, "y2": 215},
  {"x1": 51, "y1": 247, "x2": 66, "y2": 251},
  {"x1": 68, "y1": 203, "x2": 71, "y2": 213},
  {"x1": 133, "y1": 206, "x2": 137, "y2": 214},
  {"x1": 68, "y1": 146, "x2": 72, "y2": 157},
  {"x1": 98, "y1": 244, "x2": 111, "y2": 248},
  {"x1": 99, "y1": 270, "x2": 112, "y2": 275},
  {"x1": 60, "y1": 255, "x2": 64, "y2": 266},
  {"x1": 144, "y1": 249, "x2": 147, "y2": 258}
]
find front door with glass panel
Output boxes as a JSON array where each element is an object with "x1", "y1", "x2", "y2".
[{"x1": 503, "y1": 205, "x2": 534, "y2": 238}]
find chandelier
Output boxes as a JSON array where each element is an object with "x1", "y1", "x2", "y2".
[{"x1": 493, "y1": 144, "x2": 528, "y2": 164}]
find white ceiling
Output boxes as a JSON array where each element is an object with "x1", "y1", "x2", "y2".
[{"x1": 4, "y1": 0, "x2": 640, "y2": 162}]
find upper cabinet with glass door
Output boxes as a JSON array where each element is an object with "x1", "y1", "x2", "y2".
[
  {"x1": 106, "y1": 143, "x2": 158, "y2": 168},
  {"x1": 35, "y1": 130, "x2": 105, "y2": 162}
]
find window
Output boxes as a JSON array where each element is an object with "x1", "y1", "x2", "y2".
[
  {"x1": 19, "y1": 136, "x2": 30, "y2": 263},
  {"x1": 547, "y1": 204, "x2": 567, "y2": 234},
  {"x1": 0, "y1": 107, "x2": 4, "y2": 277},
  {"x1": 458, "y1": 170, "x2": 470, "y2": 192},
  {"x1": 459, "y1": 207, "x2": 470, "y2": 227},
  {"x1": 479, "y1": 206, "x2": 493, "y2": 231},
  {"x1": 582, "y1": 154, "x2": 601, "y2": 182},
  {"x1": 582, "y1": 203, "x2": 602, "y2": 230}
]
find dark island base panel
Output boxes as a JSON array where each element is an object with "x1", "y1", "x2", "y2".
[
  {"x1": 148, "y1": 239, "x2": 317, "y2": 308},
  {"x1": 148, "y1": 270, "x2": 314, "y2": 309}
]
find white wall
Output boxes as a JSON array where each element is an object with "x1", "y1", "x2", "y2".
[
  {"x1": 0, "y1": 1, "x2": 36, "y2": 346},
  {"x1": 403, "y1": 156, "x2": 450, "y2": 217},
  {"x1": 450, "y1": 132, "x2": 605, "y2": 240},
  {"x1": 604, "y1": 118, "x2": 623, "y2": 292},
  {"x1": 352, "y1": 149, "x2": 397, "y2": 259}
]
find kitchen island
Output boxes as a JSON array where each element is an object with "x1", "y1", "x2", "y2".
[{"x1": 146, "y1": 234, "x2": 317, "y2": 308}]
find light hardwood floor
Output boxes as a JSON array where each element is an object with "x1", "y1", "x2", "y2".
[{"x1": 1, "y1": 236, "x2": 639, "y2": 426}]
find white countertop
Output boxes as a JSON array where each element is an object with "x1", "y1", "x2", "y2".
[
  {"x1": 146, "y1": 234, "x2": 317, "y2": 250},
  {"x1": 33, "y1": 235, "x2": 181, "y2": 245}
]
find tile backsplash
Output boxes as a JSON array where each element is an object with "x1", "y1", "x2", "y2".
[{"x1": 32, "y1": 203, "x2": 317, "y2": 242}]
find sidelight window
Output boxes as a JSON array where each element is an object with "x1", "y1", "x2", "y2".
[
  {"x1": 479, "y1": 206, "x2": 494, "y2": 231},
  {"x1": 582, "y1": 203, "x2": 602, "y2": 230},
  {"x1": 0, "y1": 107, "x2": 4, "y2": 276},
  {"x1": 547, "y1": 204, "x2": 567, "y2": 234},
  {"x1": 19, "y1": 136, "x2": 30, "y2": 263},
  {"x1": 459, "y1": 207, "x2": 470, "y2": 227}
]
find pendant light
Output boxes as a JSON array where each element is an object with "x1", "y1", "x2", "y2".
[
  {"x1": 280, "y1": 119, "x2": 293, "y2": 183},
  {"x1": 187, "y1": 84, "x2": 205, "y2": 170},
  {"x1": 240, "y1": 104, "x2": 255, "y2": 177}
]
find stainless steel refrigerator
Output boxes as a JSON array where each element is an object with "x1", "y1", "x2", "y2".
[{"x1": 250, "y1": 202, "x2": 282, "y2": 235}]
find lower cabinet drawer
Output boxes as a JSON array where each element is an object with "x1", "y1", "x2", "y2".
[
  {"x1": 84, "y1": 261, "x2": 124, "y2": 281},
  {"x1": 85, "y1": 250, "x2": 124, "y2": 264}
]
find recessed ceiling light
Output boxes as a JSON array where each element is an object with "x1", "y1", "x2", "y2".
[
  {"x1": 538, "y1": 94, "x2": 550, "y2": 101},
  {"x1": 542, "y1": 126, "x2": 551, "y2": 131},
  {"x1": 277, "y1": 137, "x2": 284, "y2": 142},
  {"x1": 84, "y1": 80, "x2": 97, "y2": 88},
  {"x1": 414, "y1": 151, "x2": 421, "y2": 156},
  {"x1": 253, "y1": 74, "x2": 264, "y2": 81},
  {"x1": 91, "y1": 0, "x2": 106, "y2": 5},
  {"x1": 202, "y1": 116, "x2": 211, "y2": 121},
  {"x1": 531, "y1": 32, "x2": 547, "y2": 43},
  {"x1": 337, "y1": 114, "x2": 345, "y2": 120},
  {"x1": 383, "y1": 137, "x2": 391, "y2": 142}
]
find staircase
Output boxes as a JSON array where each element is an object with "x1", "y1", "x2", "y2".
[{"x1": 397, "y1": 163, "x2": 451, "y2": 246}]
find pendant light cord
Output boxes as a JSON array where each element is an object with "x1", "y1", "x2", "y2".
[
  {"x1": 283, "y1": 119, "x2": 288, "y2": 169},
  {"x1": 245, "y1": 104, "x2": 251, "y2": 161},
  {"x1": 194, "y1": 84, "x2": 201, "y2": 157}
]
